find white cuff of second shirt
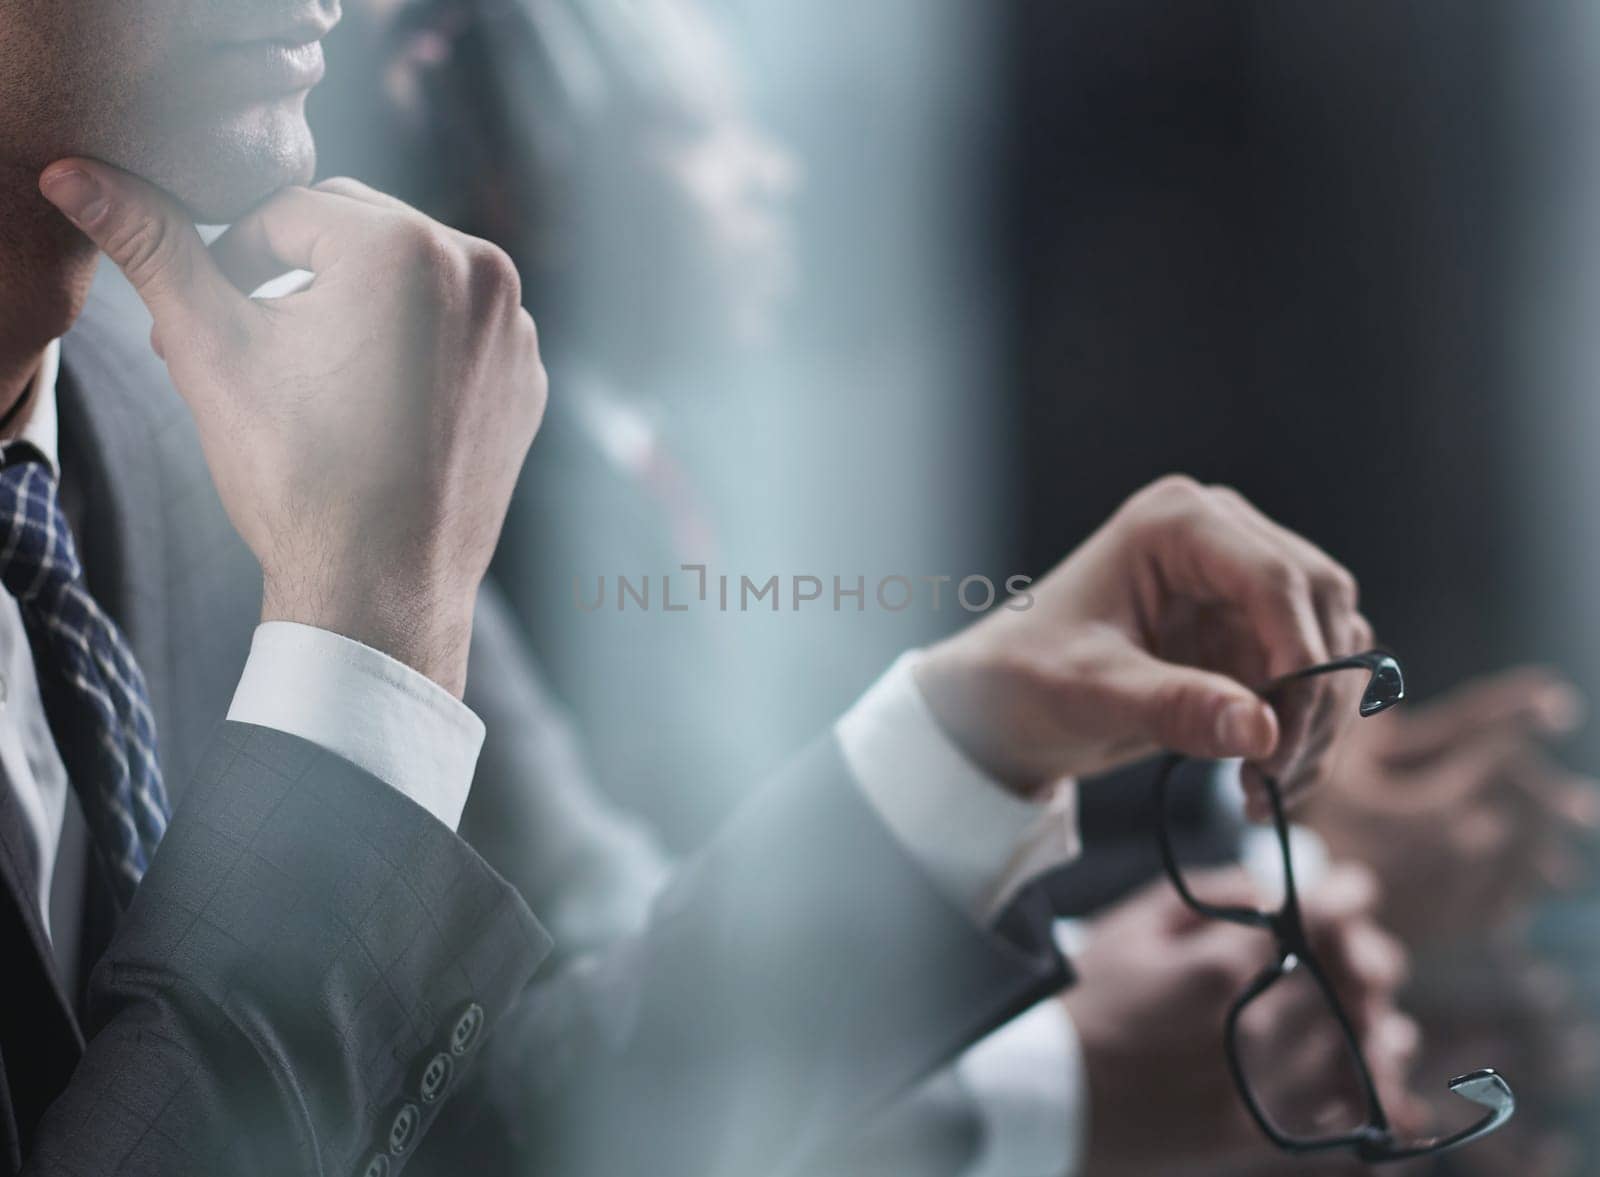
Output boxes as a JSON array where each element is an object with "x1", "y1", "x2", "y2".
[
  {"x1": 227, "y1": 621, "x2": 486, "y2": 832},
  {"x1": 956, "y1": 994, "x2": 1088, "y2": 1177},
  {"x1": 836, "y1": 649, "x2": 1082, "y2": 926}
]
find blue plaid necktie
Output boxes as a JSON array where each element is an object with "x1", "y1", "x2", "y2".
[{"x1": 0, "y1": 452, "x2": 169, "y2": 907}]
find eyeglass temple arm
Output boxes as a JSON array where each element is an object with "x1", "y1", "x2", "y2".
[
  {"x1": 1259, "y1": 649, "x2": 1397, "y2": 696},
  {"x1": 1363, "y1": 1071, "x2": 1516, "y2": 1163}
]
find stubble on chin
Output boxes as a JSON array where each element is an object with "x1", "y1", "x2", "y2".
[{"x1": 78, "y1": 91, "x2": 320, "y2": 225}]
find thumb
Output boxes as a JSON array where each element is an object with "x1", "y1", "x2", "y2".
[
  {"x1": 1109, "y1": 647, "x2": 1279, "y2": 761},
  {"x1": 39, "y1": 159, "x2": 240, "y2": 336}
]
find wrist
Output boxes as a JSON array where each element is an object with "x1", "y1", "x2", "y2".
[
  {"x1": 914, "y1": 638, "x2": 1052, "y2": 797},
  {"x1": 261, "y1": 575, "x2": 476, "y2": 698}
]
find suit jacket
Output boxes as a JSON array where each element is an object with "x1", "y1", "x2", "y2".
[
  {"x1": 440, "y1": 589, "x2": 1004, "y2": 1177},
  {"x1": 7, "y1": 268, "x2": 1069, "y2": 1176},
  {"x1": 4, "y1": 273, "x2": 551, "y2": 1176}
]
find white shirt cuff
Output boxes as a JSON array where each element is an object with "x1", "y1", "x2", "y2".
[
  {"x1": 227, "y1": 622, "x2": 485, "y2": 831},
  {"x1": 955, "y1": 995, "x2": 1088, "y2": 1177},
  {"x1": 836, "y1": 650, "x2": 1081, "y2": 925}
]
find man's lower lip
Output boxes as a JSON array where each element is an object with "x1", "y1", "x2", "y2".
[{"x1": 212, "y1": 40, "x2": 327, "y2": 96}]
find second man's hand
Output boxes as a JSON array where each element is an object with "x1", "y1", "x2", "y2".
[
  {"x1": 916, "y1": 476, "x2": 1373, "y2": 812},
  {"x1": 38, "y1": 164, "x2": 547, "y2": 697}
]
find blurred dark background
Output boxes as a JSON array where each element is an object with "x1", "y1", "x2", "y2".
[{"x1": 1006, "y1": 0, "x2": 1523, "y2": 710}]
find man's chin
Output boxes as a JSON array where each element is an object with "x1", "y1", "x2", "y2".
[{"x1": 126, "y1": 106, "x2": 318, "y2": 224}]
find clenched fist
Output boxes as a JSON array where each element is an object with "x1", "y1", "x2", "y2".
[
  {"x1": 39, "y1": 163, "x2": 546, "y2": 696},
  {"x1": 917, "y1": 476, "x2": 1373, "y2": 812}
]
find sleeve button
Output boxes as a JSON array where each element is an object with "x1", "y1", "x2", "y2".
[
  {"x1": 419, "y1": 1051, "x2": 454, "y2": 1103},
  {"x1": 450, "y1": 1003, "x2": 485, "y2": 1055},
  {"x1": 360, "y1": 1155, "x2": 391, "y2": 1177},
  {"x1": 388, "y1": 1103, "x2": 420, "y2": 1156}
]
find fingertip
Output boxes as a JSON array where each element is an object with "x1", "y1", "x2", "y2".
[
  {"x1": 38, "y1": 162, "x2": 109, "y2": 229},
  {"x1": 39, "y1": 157, "x2": 93, "y2": 188},
  {"x1": 1388, "y1": 1010, "x2": 1422, "y2": 1059},
  {"x1": 1216, "y1": 697, "x2": 1277, "y2": 760}
]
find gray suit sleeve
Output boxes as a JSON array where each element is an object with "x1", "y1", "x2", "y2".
[
  {"x1": 24, "y1": 721, "x2": 552, "y2": 1177},
  {"x1": 791, "y1": 1069, "x2": 987, "y2": 1177},
  {"x1": 440, "y1": 734, "x2": 1069, "y2": 1177},
  {"x1": 407, "y1": 584, "x2": 1060, "y2": 1177}
]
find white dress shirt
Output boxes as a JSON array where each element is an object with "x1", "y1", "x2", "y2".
[{"x1": 10, "y1": 337, "x2": 1088, "y2": 1176}]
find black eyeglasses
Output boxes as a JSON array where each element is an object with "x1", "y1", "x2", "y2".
[{"x1": 1153, "y1": 650, "x2": 1515, "y2": 1164}]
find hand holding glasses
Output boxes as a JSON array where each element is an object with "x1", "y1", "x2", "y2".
[{"x1": 1154, "y1": 650, "x2": 1515, "y2": 1164}]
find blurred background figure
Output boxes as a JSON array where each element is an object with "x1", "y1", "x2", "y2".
[
  {"x1": 312, "y1": 0, "x2": 1600, "y2": 1172},
  {"x1": 316, "y1": 0, "x2": 1011, "y2": 848}
]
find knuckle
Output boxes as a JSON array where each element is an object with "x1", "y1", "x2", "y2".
[
  {"x1": 1121, "y1": 474, "x2": 1207, "y2": 538},
  {"x1": 396, "y1": 219, "x2": 461, "y2": 277},
  {"x1": 1206, "y1": 481, "x2": 1248, "y2": 508},
  {"x1": 466, "y1": 239, "x2": 523, "y2": 306},
  {"x1": 1349, "y1": 613, "x2": 1376, "y2": 649},
  {"x1": 1144, "y1": 473, "x2": 1205, "y2": 509},
  {"x1": 1258, "y1": 557, "x2": 1308, "y2": 601},
  {"x1": 315, "y1": 175, "x2": 366, "y2": 197},
  {"x1": 1320, "y1": 565, "x2": 1360, "y2": 610}
]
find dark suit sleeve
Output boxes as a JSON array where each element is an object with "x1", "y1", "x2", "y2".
[
  {"x1": 436, "y1": 734, "x2": 1070, "y2": 1177},
  {"x1": 24, "y1": 721, "x2": 551, "y2": 1177},
  {"x1": 790, "y1": 1069, "x2": 987, "y2": 1177}
]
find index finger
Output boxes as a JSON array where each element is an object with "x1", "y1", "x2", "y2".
[
  {"x1": 1207, "y1": 487, "x2": 1371, "y2": 793},
  {"x1": 206, "y1": 184, "x2": 399, "y2": 297}
]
